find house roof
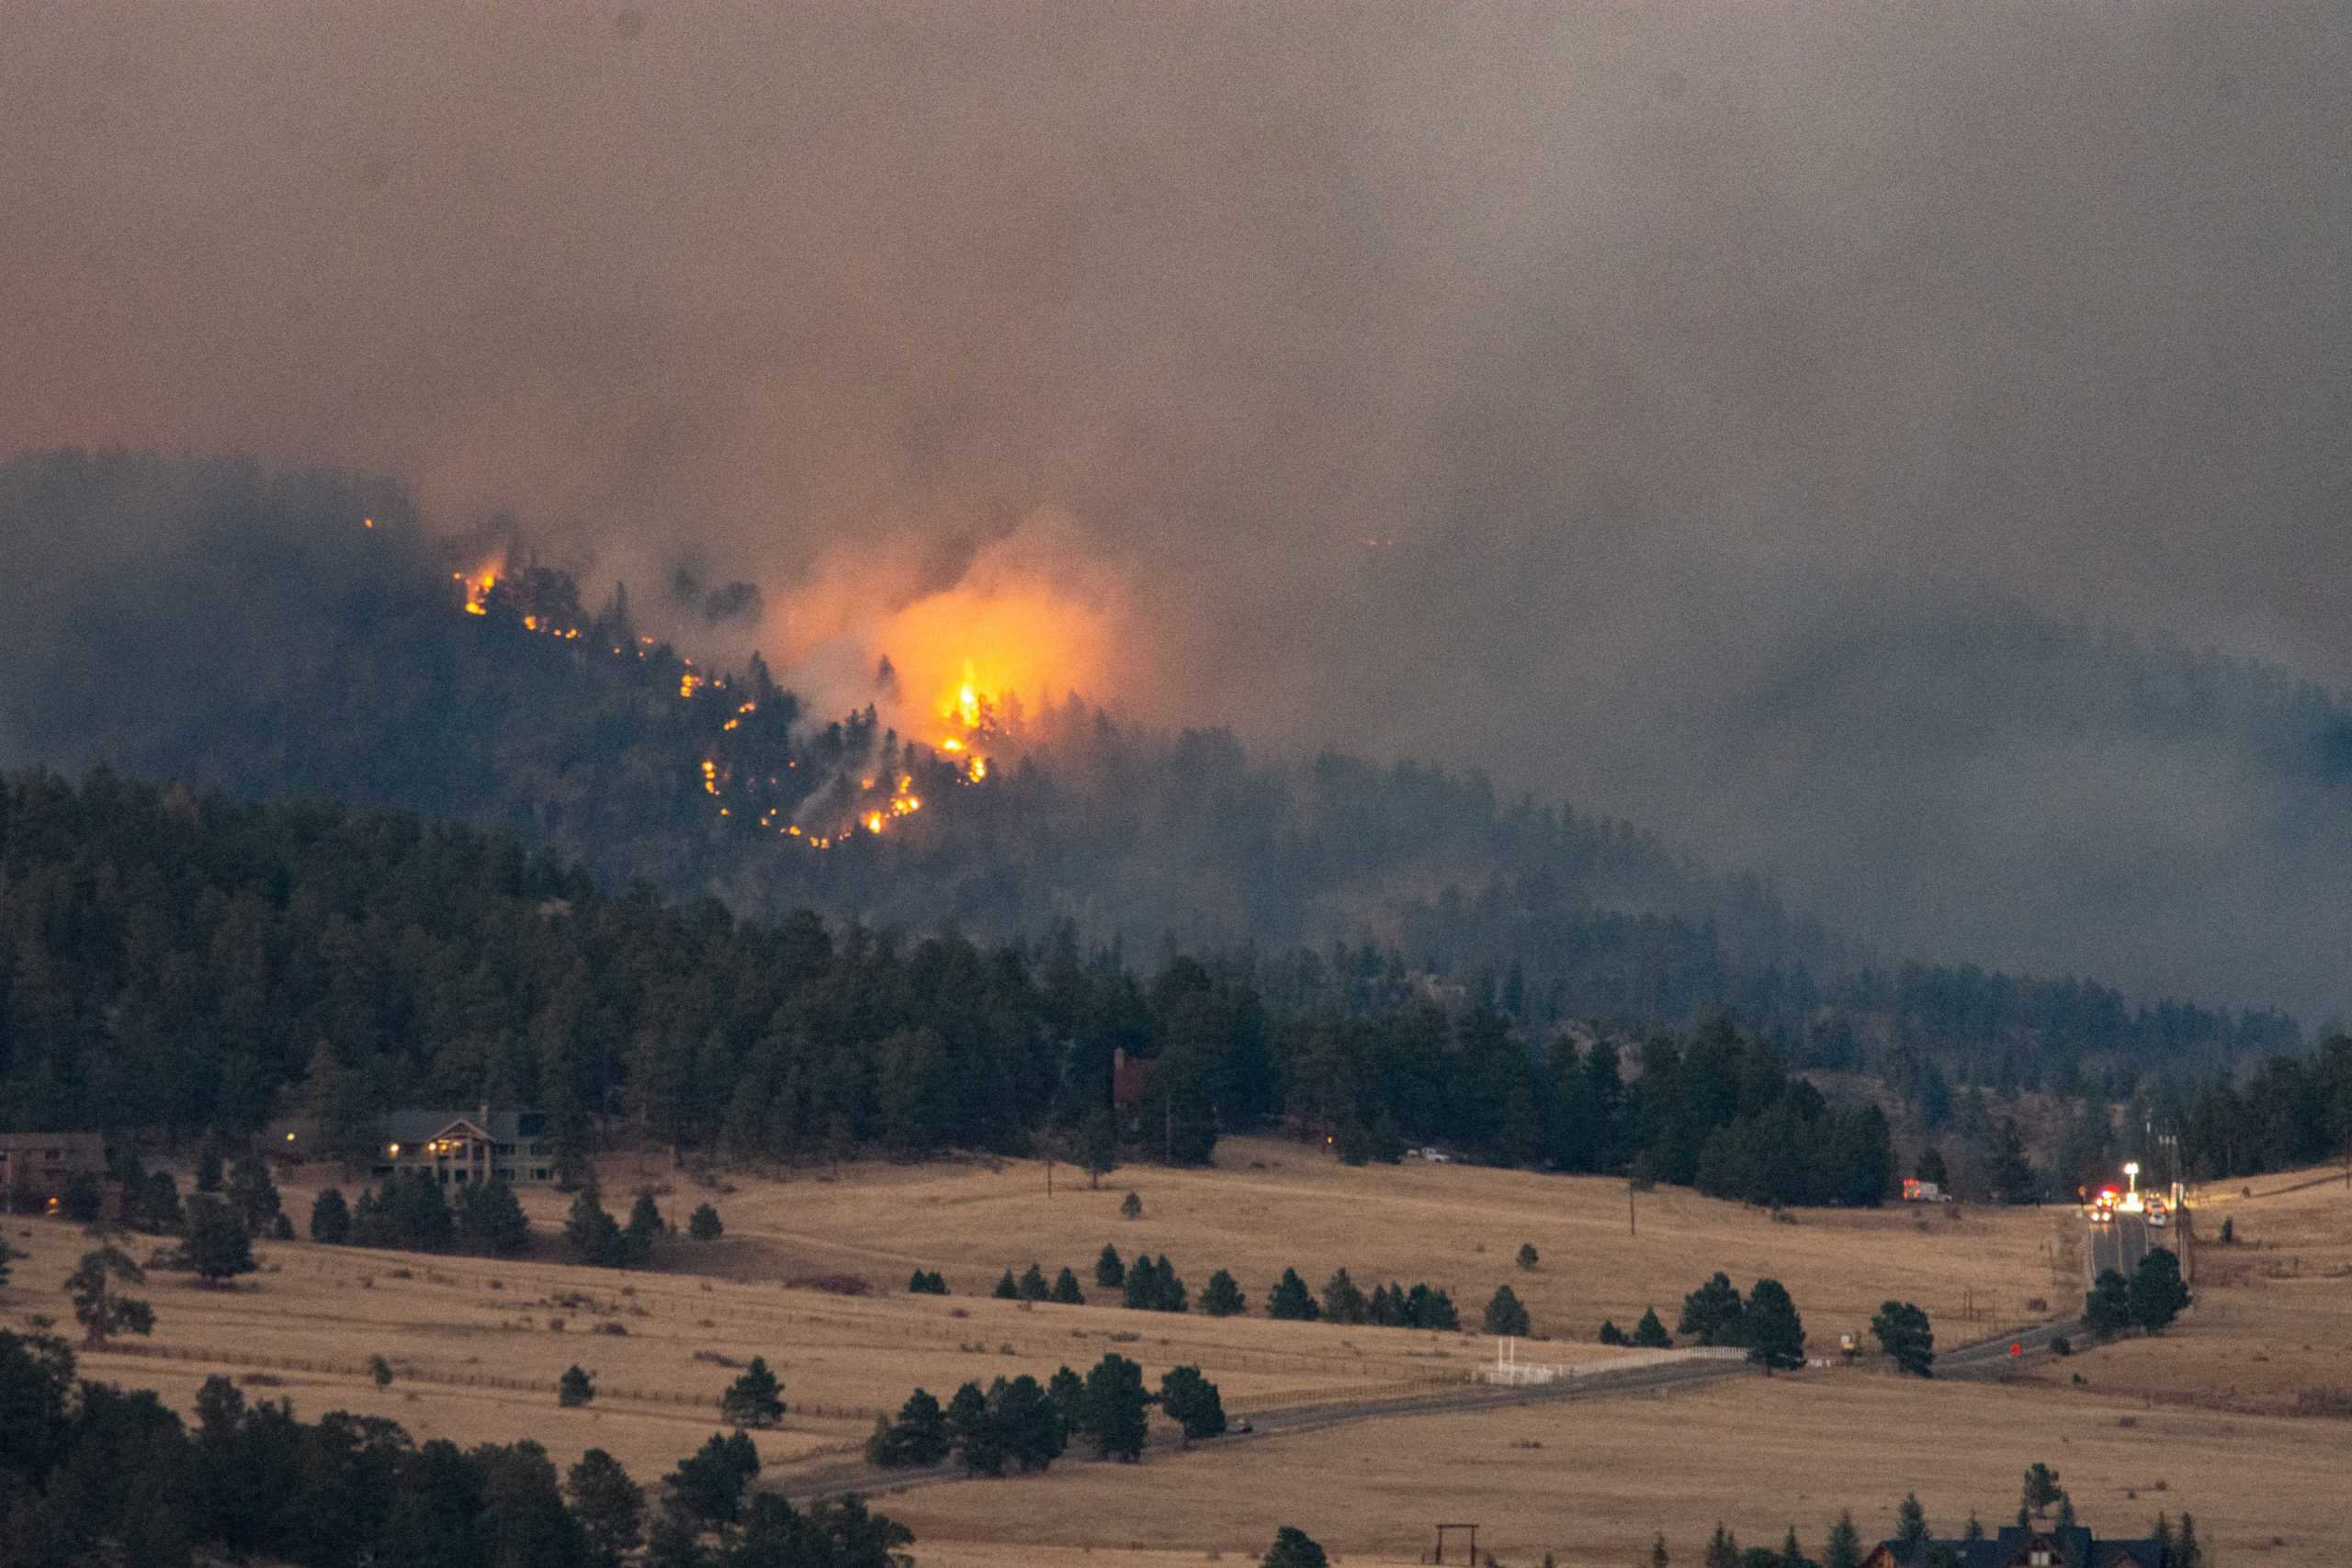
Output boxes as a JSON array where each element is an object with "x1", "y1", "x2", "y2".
[
  {"x1": 1876, "y1": 1526, "x2": 2165, "y2": 1568},
  {"x1": 380, "y1": 1108, "x2": 546, "y2": 1145}
]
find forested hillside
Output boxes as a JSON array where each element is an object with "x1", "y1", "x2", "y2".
[
  {"x1": 0, "y1": 772, "x2": 2335, "y2": 1194},
  {"x1": 0, "y1": 452, "x2": 2311, "y2": 1085}
]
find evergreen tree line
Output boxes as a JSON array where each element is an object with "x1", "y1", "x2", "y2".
[
  {"x1": 1656, "y1": 1475, "x2": 2204, "y2": 1568},
  {"x1": 866, "y1": 1352, "x2": 1225, "y2": 1473},
  {"x1": 0, "y1": 1328, "x2": 911, "y2": 1568},
  {"x1": 9, "y1": 770, "x2": 2340, "y2": 1205}
]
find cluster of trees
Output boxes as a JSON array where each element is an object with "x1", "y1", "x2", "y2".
[
  {"x1": 1675, "y1": 1272, "x2": 1807, "y2": 1371},
  {"x1": 563, "y1": 1187, "x2": 668, "y2": 1269},
  {"x1": 0, "y1": 1327, "x2": 912, "y2": 1568},
  {"x1": 2083, "y1": 1251, "x2": 2189, "y2": 1338},
  {"x1": 1596, "y1": 1307, "x2": 1673, "y2": 1348},
  {"x1": 1869, "y1": 1302, "x2": 1936, "y2": 1378},
  {"x1": 1266, "y1": 1267, "x2": 1463, "y2": 1331},
  {"x1": 866, "y1": 1352, "x2": 1225, "y2": 1474},
  {"x1": 306, "y1": 1175, "x2": 533, "y2": 1257}
]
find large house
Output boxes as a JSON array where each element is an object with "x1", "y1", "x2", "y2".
[
  {"x1": 1869, "y1": 1525, "x2": 2168, "y2": 1568},
  {"x1": 370, "y1": 1106, "x2": 557, "y2": 1188},
  {"x1": 0, "y1": 1131, "x2": 107, "y2": 1213}
]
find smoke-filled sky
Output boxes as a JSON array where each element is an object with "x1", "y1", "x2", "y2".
[{"x1": 6, "y1": 4, "x2": 2349, "y2": 1010}]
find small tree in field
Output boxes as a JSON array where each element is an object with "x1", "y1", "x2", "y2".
[
  {"x1": 185, "y1": 1197, "x2": 257, "y2": 1287},
  {"x1": 66, "y1": 1245, "x2": 153, "y2": 1346},
  {"x1": 1871, "y1": 1301, "x2": 1935, "y2": 1377},
  {"x1": 1824, "y1": 1511, "x2": 1862, "y2": 1568},
  {"x1": 1263, "y1": 1525, "x2": 1329, "y2": 1568},
  {"x1": 565, "y1": 1187, "x2": 626, "y2": 1268},
  {"x1": 622, "y1": 1191, "x2": 663, "y2": 1266},
  {"x1": 687, "y1": 1202, "x2": 723, "y2": 1241},
  {"x1": 2020, "y1": 1461, "x2": 2064, "y2": 1519},
  {"x1": 370, "y1": 1354, "x2": 394, "y2": 1389},
  {"x1": 1516, "y1": 1242, "x2": 1540, "y2": 1271},
  {"x1": 1094, "y1": 1243, "x2": 1125, "y2": 1288},
  {"x1": 1158, "y1": 1364, "x2": 1226, "y2": 1446},
  {"x1": 994, "y1": 1268, "x2": 1021, "y2": 1301},
  {"x1": 1199, "y1": 1269, "x2": 1247, "y2": 1317},
  {"x1": 1268, "y1": 1268, "x2": 1319, "y2": 1322},
  {"x1": 559, "y1": 1364, "x2": 596, "y2": 1407},
  {"x1": 1743, "y1": 1279, "x2": 1805, "y2": 1371},
  {"x1": 2129, "y1": 1249, "x2": 2189, "y2": 1335},
  {"x1": 1633, "y1": 1307, "x2": 1673, "y2": 1348},
  {"x1": 1598, "y1": 1319, "x2": 1625, "y2": 1345},
  {"x1": 1017, "y1": 1262, "x2": 1051, "y2": 1302},
  {"x1": 1119, "y1": 1190, "x2": 1143, "y2": 1221},
  {"x1": 1483, "y1": 1284, "x2": 1532, "y2": 1337},
  {"x1": 1051, "y1": 1266, "x2": 1086, "y2": 1305},
  {"x1": 312, "y1": 1184, "x2": 353, "y2": 1241},
  {"x1": 719, "y1": 1357, "x2": 786, "y2": 1428}
]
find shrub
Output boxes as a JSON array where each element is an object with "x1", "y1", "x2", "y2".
[{"x1": 558, "y1": 1365, "x2": 595, "y2": 1407}]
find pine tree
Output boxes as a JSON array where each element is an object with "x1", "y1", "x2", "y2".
[
  {"x1": 1122, "y1": 1255, "x2": 1159, "y2": 1310},
  {"x1": 1679, "y1": 1272, "x2": 1746, "y2": 1347},
  {"x1": 564, "y1": 1186, "x2": 625, "y2": 1268},
  {"x1": 1871, "y1": 1301, "x2": 1936, "y2": 1377},
  {"x1": 1744, "y1": 1278, "x2": 1805, "y2": 1371},
  {"x1": 622, "y1": 1190, "x2": 663, "y2": 1267},
  {"x1": 2128, "y1": 1250, "x2": 2189, "y2": 1334},
  {"x1": 1052, "y1": 1266, "x2": 1086, "y2": 1304},
  {"x1": 1517, "y1": 1242, "x2": 1540, "y2": 1270},
  {"x1": 992, "y1": 1372, "x2": 1067, "y2": 1472},
  {"x1": 457, "y1": 1178, "x2": 532, "y2": 1257},
  {"x1": 994, "y1": 1268, "x2": 1021, "y2": 1301},
  {"x1": 1080, "y1": 1352, "x2": 1152, "y2": 1461},
  {"x1": 1199, "y1": 1269, "x2": 1247, "y2": 1316},
  {"x1": 2175, "y1": 1514, "x2": 2203, "y2": 1568},
  {"x1": 568, "y1": 1447, "x2": 645, "y2": 1567},
  {"x1": 1633, "y1": 1307, "x2": 1673, "y2": 1348},
  {"x1": 1823, "y1": 1511, "x2": 1861, "y2": 1568},
  {"x1": 310, "y1": 1186, "x2": 352, "y2": 1245},
  {"x1": 1263, "y1": 1526, "x2": 1329, "y2": 1568},
  {"x1": 687, "y1": 1202, "x2": 723, "y2": 1241},
  {"x1": 2021, "y1": 1462, "x2": 2064, "y2": 1518},
  {"x1": 1151, "y1": 1255, "x2": 1188, "y2": 1312},
  {"x1": 1268, "y1": 1268, "x2": 1319, "y2": 1321},
  {"x1": 1018, "y1": 1262, "x2": 1052, "y2": 1302},
  {"x1": 1094, "y1": 1243, "x2": 1125, "y2": 1287},
  {"x1": 870, "y1": 1387, "x2": 951, "y2": 1468},
  {"x1": 1120, "y1": 1190, "x2": 1144, "y2": 1220},
  {"x1": 1321, "y1": 1268, "x2": 1369, "y2": 1325},
  {"x1": 559, "y1": 1364, "x2": 596, "y2": 1407},
  {"x1": 1483, "y1": 1284, "x2": 1532, "y2": 1337},
  {"x1": 1780, "y1": 1527, "x2": 1810, "y2": 1568},
  {"x1": 2085, "y1": 1269, "x2": 2132, "y2": 1337},
  {"x1": 1895, "y1": 1493, "x2": 1928, "y2": 1551},
  {"x1": 1704, "y1": 1524, "x2": 1741, "y2": 1568},
  {"x1": 184, "y1": 1197, "x2": 258, "y2": 1286},
  {"x1": 226, "y1": 1155, "x2": 281, "y2": 1235},
  {"x1": 1158, "y1": 1364, "x2": 1227, "y2": 1445},
  {"x1": 1652, "y1": 1534, "x2": 1670, "y2": 1568},
  {"x1": 947, "y1": 1381, "x2": 1007, "y2": 1476},
  {"x1": 1599, "y1": 1320, "x2": 1625, "y2": 1345},
  {"x1": 719, "y1": 1357, "x2": 786, "y2": 1428}
]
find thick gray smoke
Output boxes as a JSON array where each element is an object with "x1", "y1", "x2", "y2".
[{"x1": 2, "y1": 5, "x2": 2347, "y2": 1011}]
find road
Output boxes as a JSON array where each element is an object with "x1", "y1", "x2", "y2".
[
  {"x1": 778, "y1": 1350, "x2": 1753, "y2": 1504},
  {"x1": 2086, "y1": 1211, "x2": 2153, "y2": 1285}
]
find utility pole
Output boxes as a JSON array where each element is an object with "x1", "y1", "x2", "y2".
[{"x1": 1627, "y1": 1179, "x2": 1636, "y2": 1238}]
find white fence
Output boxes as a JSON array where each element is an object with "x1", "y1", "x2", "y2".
[{"x1": 1476, "y1": 1337, "x2": 1746, "y2": 1385}]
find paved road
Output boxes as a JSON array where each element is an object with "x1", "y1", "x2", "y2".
[
  {"x1": 2086, "y1": 1212, "x2": 2152, "y2": 1285},
  {"x1": 779, "y1": 1351, "x2": 1752, "y2": 1504}
]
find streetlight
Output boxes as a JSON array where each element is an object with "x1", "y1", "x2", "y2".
[{"x1": 2122, "y1": 1160, "x2": 2142, "y2": 1212}]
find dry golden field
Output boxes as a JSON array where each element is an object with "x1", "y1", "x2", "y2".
[
  {"x1": 5, "y1": 1139, "x2": 2333, "y2": 1566},
  {"x1": 890, "y1": 1371, "x2": 2347, "y2": 1568}
]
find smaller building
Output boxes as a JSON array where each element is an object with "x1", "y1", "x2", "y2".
[
  {"x1": 1869, "y1": 1525, "x2": 2167, "y2": 1568},
  {"x1": 0, "y1": 1131, "x2": 108, "y2": 1213},
  {"x1": 370, "y1": 1106, "x2": 556, "y2": 1187}
]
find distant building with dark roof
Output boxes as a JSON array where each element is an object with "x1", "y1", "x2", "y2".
[
  {"x1": 0, "y1": 1131, "x2": 108, "y2": 1213},
  {"x1": 1868, "y1": 1524, "x2": 2168, "y2": 1568},
  {"x1": 371, "y1": 1105, "x2": 556, "y2": 1187}
]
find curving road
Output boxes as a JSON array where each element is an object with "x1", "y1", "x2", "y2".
[{"x1": 2086, "y1": 1211, "x2": 2153, "y2": 1285}]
